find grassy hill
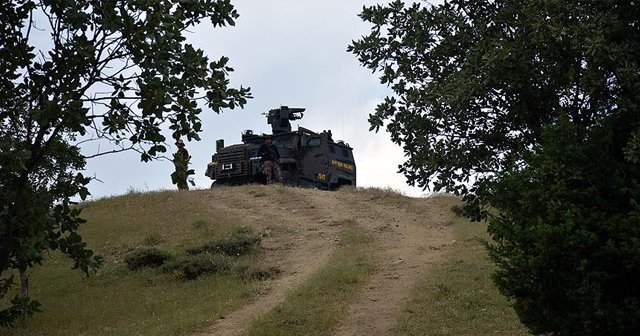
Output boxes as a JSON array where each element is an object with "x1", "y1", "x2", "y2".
[{"x1": 2, "y1": 185, "x2": 527, "y2": 336}]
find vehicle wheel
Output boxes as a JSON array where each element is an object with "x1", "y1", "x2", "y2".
[{"x1": 281, "y1": 171, "x2": 295, "y2": 186}]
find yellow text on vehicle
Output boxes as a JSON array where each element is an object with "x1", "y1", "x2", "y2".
[{"x1": 331, "y1": 160, "x2": 354, "y2": 171}]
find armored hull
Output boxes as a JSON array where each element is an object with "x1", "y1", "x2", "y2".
[{"x1": 205, "y1": 106, "x2": 356, "y2": 190}]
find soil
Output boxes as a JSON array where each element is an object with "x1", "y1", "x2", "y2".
[{"x1": 193, "y1": 185, "x2": 456, "y2": 336}]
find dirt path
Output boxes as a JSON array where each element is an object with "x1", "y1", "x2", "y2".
[
  {"x1": 194, "y1": 186, "x2": 455, "y2": 336},
  {"x1": 333, "y1": 196, "x2": 455, "y2": 336}
]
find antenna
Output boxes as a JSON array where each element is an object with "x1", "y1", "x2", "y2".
[{"x1": 342, "y1": 109, "x2": 345, "y2": 140}]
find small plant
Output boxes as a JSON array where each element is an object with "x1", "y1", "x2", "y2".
[
  {"x1": 125, "y1": 186, "x2": 146, "y2": 195},
  {"x1": 187, "y1": 228, "x2": 261, "y2": 256},
  {"x1": 124, "y1": 247, "x2": 172, "y2": 270},
  {"x1": 250, "y1": 267, "x2": 281, "y2": 281},
  {"x1": 450, "y1": 204, "x2": 464, "y2": 217},
  {"x1": 142, "y1": 232, "x2": 163, "y2": 246},
  {"x1": 253, "y1": 191, "x2": 267, "y2": 198},
  {"x1": 237, "y1": 266, "x2": 282, "y2": 281},
  {"x1": 161, "y1": 253, "x2": 233, "y2": 280},
  {"x1": 191, "y1": 220, "x2": 207, "y2": 229}
]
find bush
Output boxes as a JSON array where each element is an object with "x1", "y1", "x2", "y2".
[
  {"x1": 450, "y1": 204, "x2": 464, "y2": 217},
  {"x1": 124, "y1": 247, "x2": 172, "y2": 270},
  {"x1": 187, "y1": 228, "x2": 261, "y2": 256},
  {"x1": 161, "y1": 253, "x2": 233, "y2": 280},
  {"x1": 487, "y1": 121, "x2": 640, "y2": 335}
]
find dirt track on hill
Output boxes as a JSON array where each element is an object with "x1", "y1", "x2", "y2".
[{"x1": 193, "y1": 186, "x2": 456, "y2": 336}]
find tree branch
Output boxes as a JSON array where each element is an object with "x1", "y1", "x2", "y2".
[{"x1": 84, "y1": 146, "x2": 135, "y2": 159}]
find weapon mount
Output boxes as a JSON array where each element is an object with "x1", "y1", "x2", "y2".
[{"x1": 265, "y1": 106, "x2": 305, "y2": 135}]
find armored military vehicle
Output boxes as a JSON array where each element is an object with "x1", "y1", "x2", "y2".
[{"x1": 205, "y1": 106, "x2": 356, "y2": 190}]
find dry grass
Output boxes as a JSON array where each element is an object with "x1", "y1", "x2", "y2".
[
  {"x1": 392, "y1": 212, "x2": 529, "y2": 336},
  {"x1": 343, "y1": 186, "x2": 409, "y2": 204}
]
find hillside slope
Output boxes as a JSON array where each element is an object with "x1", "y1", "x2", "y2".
[{"x1": 5, "y1": 185, "x2": 517, "y2": 336}]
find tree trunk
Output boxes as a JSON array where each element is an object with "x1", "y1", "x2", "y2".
[{"x1": 19, "y1": 270, "x2": 29, "y2": 321}]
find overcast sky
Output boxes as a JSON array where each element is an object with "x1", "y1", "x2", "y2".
[{"x1": 83, "y1": 0, "x2": 432, "y2": 199}]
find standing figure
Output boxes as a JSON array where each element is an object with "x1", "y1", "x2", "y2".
[
  {"x1": 257, "y1": 135, "x2": 282, "y2": 184},
  {"x1": 172, "y1": 139, "x2": 191, "y2": 190}
]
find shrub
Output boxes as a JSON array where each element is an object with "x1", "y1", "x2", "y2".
[
  {"x1": 124, "y1": 247, "x2": 172, "y2": 270},
  {"x1": 161, "y1": 253, "x2": 233, "y2": 280},
  {"x1": 450, "y1": 204, "x2": 464, "y2": 217},
  {"x1": 191, "y1": 220, "x2": 207, "y2": 229},
  {"x1": 187, "y1": 228, "x2": 261, "y2": 256},
  {"x1": 487, "y1": 121, "x2": 640, "y2": 335}
]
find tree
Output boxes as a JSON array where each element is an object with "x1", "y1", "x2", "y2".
[
  {"x1": 487, "y1": 117, "x2": 640, "y2": 335},
  {"x1": 350, "y1": 0, "x2": 639, "y2": 334},
  {"x1": 0, "y1": 0, "x2": 250, "y2": 326}
]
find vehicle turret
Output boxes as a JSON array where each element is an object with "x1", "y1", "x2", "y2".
[{"x1": 266, "y1": 106, "x2": 305, "y2": 134}]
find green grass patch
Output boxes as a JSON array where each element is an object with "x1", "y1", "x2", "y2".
[
  {"x1": 245, "y1": 220, "x2": 377, "y2": 336},
  {"x1": 392, "y1": 216, "x2": 529, "y2": 336},
  {"x1": 2, "y1": 190, "x2": 265, "y2": 336},
  {"x1": 4, "y1": 253, "x2": 259, "y2": 336},
  {"x1": 77, "y1": 190, "x2": 241, "y2": 258}
]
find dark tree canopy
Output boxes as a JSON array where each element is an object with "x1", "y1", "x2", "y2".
[
  {"x1": 351, "y1": 0, "x2": 639, "y2": 334},
  {"x1": 487, "y1": 116, "x2": 640, "y2": 335},
  {"x1": 350, "y1": 0, "x2": 639, "y2": 208},
  {"x1": 0, "y1": 0, "x2": 249, "y2": 325}
]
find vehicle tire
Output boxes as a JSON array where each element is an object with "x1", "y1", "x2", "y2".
[
  {"x1": 281, "y1": 171, "x2": 295, "y2": 186},
  {"x1": 330, "y1": 182, "x2": 348, "y2": 191}
]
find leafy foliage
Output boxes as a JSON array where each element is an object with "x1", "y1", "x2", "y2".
[
  {"x1": 351, "y1": 0, "x2": 640, "y2": 334},
  {"x1": 349, "y1": 0, "x2": 639, "y2": 214},
  {"x1": 488, "y1": 118, "x2": 640, "y2": 335},
  {"x1": 0, "y1": 0, "x2": 250, "y2": 326}
]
